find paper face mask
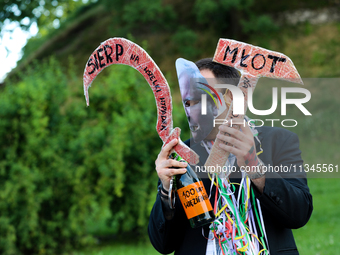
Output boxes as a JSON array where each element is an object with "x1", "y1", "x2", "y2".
[{"x1": 175, "y1": 58, "x2": 227, "y2": 143}]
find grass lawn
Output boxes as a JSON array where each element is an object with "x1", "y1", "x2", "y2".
[
  {"x1": 72, "y1": 178, "x2": 340, "y2": 255},
  {"x1": 294, "y1": 178, "x2": 340, "y2": 255},
  {"x1": 71, "y1": 241, "x2": 160, "y2": 255}
]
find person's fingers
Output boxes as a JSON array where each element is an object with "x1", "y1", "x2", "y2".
[
  {"x1": 237, "y1": 119, "x2": 253, "y2": 138},
  {"x1": 228, "y1": 118, "x2": 245, "y2": 129},
  {"x1": 157, "y1": 161, "x2": 187, "y2": 190},
  {"x1": 163, "y1": 166, "x2": 187, "y2": 178},
  {"x1": 217, "y1": 118, "x2": 257, "y2": 168},
  {"x1": 155, "y1": 139, "x2": 188, "y2": 190},
  {"x1": 229, "y1": 118, "x2": 254, "y2": 142},
  {"x1": 162, "y1": 159, "x2": 188, "y2": 169},
  {"x1": 216, "y1": 133, "x2": 246, "y2": 151},
  {"x1": 218, "y1": 142, "x2": 243, "y2": 157},
  {"x1": 157, "y1": 139, "x2": 178, "y2": 162},
  {"x1": 219, "y1": 125, "x2": 247, "y2": 142}
]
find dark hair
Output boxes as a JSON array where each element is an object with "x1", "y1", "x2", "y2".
[{"x1": 195, "y1": 57, "x2": 240, "y2": 82}]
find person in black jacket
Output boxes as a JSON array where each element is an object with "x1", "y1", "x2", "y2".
[{"x1": 148, "y1": 58, "x2": 313, "y2": 255}]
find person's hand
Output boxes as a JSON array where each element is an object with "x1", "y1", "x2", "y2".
[
  {"x1": 217, "y1": 118, "x2": 259, "y2": 169},
  {"x1": 217, "y1": 118, "x2": 265, "y2": 193},
  {"x1": 155, "y1": 139, "x2": 188, "y2": 191}
]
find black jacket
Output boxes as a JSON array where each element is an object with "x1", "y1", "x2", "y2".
[{"x1": 148, "y1": 126, "x2": 313, "y2": 255}]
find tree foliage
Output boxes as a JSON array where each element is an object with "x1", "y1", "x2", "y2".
[
  {"x1": 9, "y1": 0, "x2": 337, "y2": 84},
  {"x1": 0, "y1": 0, "x2": 91, "y2": 31},
  {"x1": 0, "y1": 57, "x2": 179, "y2": 254},
  {"x1": 2, "y1": 0, "x2": 336, "y2": 35}
]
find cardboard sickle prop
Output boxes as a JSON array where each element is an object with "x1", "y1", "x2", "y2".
[
  {"x1": 205, "y1": 39, "x2": 303, "y2": 169},
  {"x1": 83, "y1": 38, "x2": 199, "y2": 165}
]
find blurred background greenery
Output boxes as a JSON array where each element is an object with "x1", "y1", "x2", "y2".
[{"x1": 0, "y1": 0, "x2": 339, "y2": 254}]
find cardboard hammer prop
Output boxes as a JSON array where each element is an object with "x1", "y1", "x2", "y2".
[{"x1": 205, "y1": 39, "x2": 303, "y2": 170}]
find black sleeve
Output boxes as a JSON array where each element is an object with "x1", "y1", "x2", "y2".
[
  {"x1": 147, "y1": 185, "x2": 188, "y2": 254},
  {"x1": 253, "y1": 130, "x2": 313, "y2": 229}
]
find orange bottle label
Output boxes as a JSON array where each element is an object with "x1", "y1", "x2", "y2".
[{"x1": 177, "y1": 181, "x2": 213, "y2": 219}]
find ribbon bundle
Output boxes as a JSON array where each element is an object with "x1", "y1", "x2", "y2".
[{"x1": 206, "y1": 173, "x2": 269, "y2": 255}]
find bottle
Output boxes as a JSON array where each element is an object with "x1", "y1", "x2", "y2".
[{"x1": 170, "y1": 152, "x2": 215, "y2": 228}]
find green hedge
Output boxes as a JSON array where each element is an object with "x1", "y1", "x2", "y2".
[{"x1": 0, "y1": 58, "x2": 185, "y2": 254}]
